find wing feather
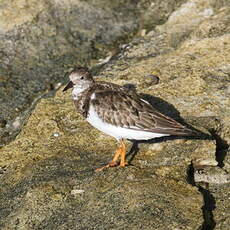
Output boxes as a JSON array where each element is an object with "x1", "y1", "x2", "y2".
[{"x1": 90, "y1": 89, "x2": 194, "y2": 136}]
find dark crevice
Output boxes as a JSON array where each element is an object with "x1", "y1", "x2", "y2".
[
  {"x1": 198, "y1": 185, "x2": 216, "y2": 230},
  {"x1": 186, "y1": 163, "x2": 216, "y2": 230},
  {"x1": 186, "y1": 120, "x2": 228, "y2": 229},
  {"x1": 209, "y1": 129, "x2": 229, "y2": 168},
  {"x1": 186, "y1": 163, "x2": 196, "y2": 186}
]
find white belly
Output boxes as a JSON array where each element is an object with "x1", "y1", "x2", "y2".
[{"x1": 86, "y1": 105, "x2": 168, "y2": 140}]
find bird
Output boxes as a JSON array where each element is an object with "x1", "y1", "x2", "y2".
[{"x1": 63, "y1": 67, "x2": 196, "y2": 171}]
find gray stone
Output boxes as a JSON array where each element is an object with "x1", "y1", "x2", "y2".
[
  {"x1": 0, "y1": 0, "x2": 188, "y2": 145},
  {"x1": 0, "y1": 0, "x2": 230, "y2": 229}
]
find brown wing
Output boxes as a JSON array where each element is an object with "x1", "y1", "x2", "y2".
[{"x1": 90, "y1": 89, "x2": 194, "y2": 136}]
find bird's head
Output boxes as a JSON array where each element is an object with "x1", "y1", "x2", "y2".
[{"x1": 63, "y1": 67, "x2": 94, "y2": 92}]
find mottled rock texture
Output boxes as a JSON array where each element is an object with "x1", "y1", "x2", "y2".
[
  {"x1": 0, "y1": 0, "x2": 187, "y2": 145},
  {"x1": 0, "y1": 0, "x2": 230, "y2": 229}
]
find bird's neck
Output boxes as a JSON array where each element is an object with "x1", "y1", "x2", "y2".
[
  {"x1": 72, "y1": 83, "x2": 95, "y2": 118},
  {"x1": 72, "y1": 83, "x2": 92, "y2": 101}
]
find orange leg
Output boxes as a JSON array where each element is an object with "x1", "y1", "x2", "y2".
[
  {"x1": 119, "y1": 140, "x2": 127, "y2": 167},
  {"x1": 95, "y1": 139, "x2": 128, "y2": 172}
]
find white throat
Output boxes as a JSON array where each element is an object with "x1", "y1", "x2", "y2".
[{"x1": 72, "y1": 85, "x2": 87, "y2": 100}]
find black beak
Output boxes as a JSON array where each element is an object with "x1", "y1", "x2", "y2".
[{"x1": 63, "y1": 81, "x2": 74, "y2": 92}]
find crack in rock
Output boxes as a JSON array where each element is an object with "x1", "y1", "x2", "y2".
[
  {"x1": 198, "y1": 185, "x2": 216, "y2": 230},
  {"x1": 187, "y1": 124, "x2": 230, "y2": 230},
  {"x1": 187, "y1": 163, "x2": 216, "y2": 230},
  {"x1": 209, "y1": 128, "x2": 229, "y2": 168}
]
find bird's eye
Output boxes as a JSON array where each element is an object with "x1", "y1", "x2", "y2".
[{"x1": 80, "y1": 76, "x2": 84, "y2": 80}]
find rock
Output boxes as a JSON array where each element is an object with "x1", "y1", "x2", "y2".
[
  {"x1": 0, "y1": 0, "x2": 137, "y2": 144},
  {"x1": 194, "y1": 166, "x2": 229, "y2": 184},
  {"x1": 196, "y1": 149, "x2": 230, "y2": 230},
  {"x1": 0, "y1": 94, "x2": 205, "y2": 228},
  {"x1": 211, "y1": 183, "x2": 230, "y2": 230},
  {"x1": 0, "y1": 0, "x2": 187, "y2": 145},
  {"x1": 99, "y1": 2, "x2": 230, "y2": 228},
  {"x1": 0, "y1": 0, "x2": 230, "y2": 229}
]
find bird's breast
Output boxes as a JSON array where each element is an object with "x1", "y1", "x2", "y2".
[{"x1": 72, "y1": 87, "x2": 91, "y2": 117}]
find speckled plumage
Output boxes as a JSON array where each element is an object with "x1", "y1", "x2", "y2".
[
  {"x1": 63, "y1": 67, "x2": 195, "y2": 170},
  {"x1": 64, "y1": 67, "x2": 194, "y2": 137}
]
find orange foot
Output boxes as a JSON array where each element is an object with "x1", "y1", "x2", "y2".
[
  {"x1": 95, "y1": 161, "x2": 118, "y2": 172},
  {"x1": 119, "y1": 161, "x2": 129, "y2": 168},
  {"x1": 95, "y1": 139, "x2": 128, "y2": 172}
]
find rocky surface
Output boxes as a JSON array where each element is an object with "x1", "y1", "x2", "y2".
[
  {"x1": 0, "y1": 0, "x2": 138, "y2": 145},
  {"x1": 0, "y1": 0, "x2": 187, "y2": 145},
  {"x1": 0, "y1": 0, "x2": 230, "y2": 229}
]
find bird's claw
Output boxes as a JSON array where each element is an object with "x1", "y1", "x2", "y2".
[{"x1": 95, "y1": 161, "x2": 129, "y2": 172}]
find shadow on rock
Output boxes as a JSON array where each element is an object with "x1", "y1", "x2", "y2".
[
  {"x1": 140, "y1": 93, "x2": 213, "y2": 137},
  {"x1": 124, "y1": 92, "x2": 214, "y2": 164}
]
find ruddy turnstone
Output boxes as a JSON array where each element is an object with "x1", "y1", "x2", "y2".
[{"x1": 63, "y1": 67, "x2": 196, "y2": 171}]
